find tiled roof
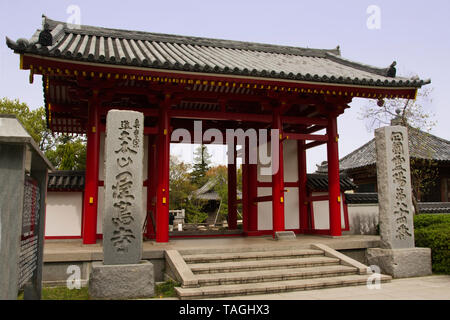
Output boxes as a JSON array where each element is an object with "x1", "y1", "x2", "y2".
[
  {"x1": 47, "y1": 170, "x2": 84, "y2": 191},
  {"x1": 345, "y1": 193, "x2": 450, "y2": 213},
  {"x1": 418, "y1": 202, "x2": 450, "y2": 214},
  {"x1": 306, "y1": 174, "x2": 355, "y2": 192},
  {"x1": 318, "y1": 127, "x2": 450, "y2": 172},
  {"x1": 345, "y1": 192, "x2": 378, "y2": 204},
  {"x1": 6, "y1": 15, "x2": 430, "y2": 88}
]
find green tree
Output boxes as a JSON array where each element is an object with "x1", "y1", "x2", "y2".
[
  {"x1": 207, "y1": 165, "x2": 228, "y2": 222},
  {"x1": 169, "y1": 156, "x2": 195, "y2": 209},
  {"x1": 169, "y1": 155, "x2": 207, "y2": 223},
  {"x1": 190, "y1": 144, "x2": 212, "y2": 187},
  {"x1": 45, "y1": 135, "x2": 87, "y2": 170},
  {"x1": 0, "y1": 98, "x2": 53, "y2": 151},
  {"x1": 0, "y1": 97, "x2": 87, "y2": 170}
]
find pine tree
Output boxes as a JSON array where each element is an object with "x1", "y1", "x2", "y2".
[{"x1": 190, "y1": 144, "x2": 212, "y2": 187}]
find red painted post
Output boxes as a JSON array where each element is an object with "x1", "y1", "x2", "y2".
[
  {"x1": 327, "y1": 115, "x2": 342, "y2": 236},
  {"x1": 298, "y1": 139, "x2": 309, "y2": 233},
  {"x1": 82, "y1": 91, "x2": 100, "y2": 244},
  {"x1": 242, "y1": 139, "x2": 249, "y2": 233},
  {"x1": 227, "y1": 141, "x2": 237, "y2": 230},
  {"x1": 248, "y1": 162, "x2": 258, "y2": 232},
  {"x1": 156, "y1": 95, "x2": 171, "y2": 243},
  {"x1": 146, "y1": 135, "x2": 157, "y2": 238},
  {"x1": 272, "y1": 107, "x2": 285, "y2": 237}
]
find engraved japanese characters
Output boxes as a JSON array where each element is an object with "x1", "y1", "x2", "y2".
[
  {"x1": 103, "y1": 111, "x2": 144, "y2": 265},
  {"x1": 375, "y1": 126, "x2": 415, "y2": 249}
]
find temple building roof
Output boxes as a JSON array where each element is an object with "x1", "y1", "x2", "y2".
[
  {"x1": 6, "y1": 15, "x2": 430, "y2": 89},
  {"x1": 316, "y1": 126, "x2": 450, "y2": 173}
]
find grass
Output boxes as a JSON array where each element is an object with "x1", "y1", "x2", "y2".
[
  {"x1": 17, "y1": 280, "x2": 180, "y2": 300},
  {"x1": 154, "y1": 280, "x2": 180, "y2": 298},
  {"x1": 18, "y1": 286, "x2": 90, "y2": 300}
]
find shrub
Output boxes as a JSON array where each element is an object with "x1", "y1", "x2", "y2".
[
  {"x1": 414, "y1": 214, "x2": 450, "y2": 229},
  {"x1": 414, "y1": 214, "x2": 450, "y2": 274}
]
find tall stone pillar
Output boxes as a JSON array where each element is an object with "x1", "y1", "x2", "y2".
[
  {"x1": 89, "y1": 110, "x2": 154, "y2": 299},
  {"x1": 367, "y1": 125, "x2": 431, "y2": 278}
]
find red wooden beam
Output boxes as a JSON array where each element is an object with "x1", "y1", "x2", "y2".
[
  {"x1": 22, "y1": 54, "x2": 419, "y2": 101},
  {"x1": 170, "y1": 109, "x2": 272, "y2": 123},
  {"x1": 305, "y1": 140, "x2": 327, "y2": 150},
  {"x1": 100, "y1": 106, "x2": 158, "y2": 117},
  {"x1": 254, "y1": 195, "x2": 273, "y2": 202},
  {"x1": 283, "y1": 133, "x2": 328, "y2": 142},
  {"x1": 282, "y1": 116, "x2": 328, "y2": 126},
  {"x1": 144, "y1": 127, "x2": 158, "y2": 135},
  {"x1": 307, "y1": 195, "x2": 330, "y2": 202}
]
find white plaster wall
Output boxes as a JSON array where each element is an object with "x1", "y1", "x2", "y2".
[
  {"x1": 45, "y1": 192, "x2": 82, "y2": 237},
  {"x1": 257, "y1": 187, "x2": 272, "y2": 230},
  {"x1": 312, "y1": 192, "x2": 346, "y2": 230},
  {"x1": 347, "y1": 203, "x2": 379, "y2": 235},
  {"x1": 285, "y1": 187, "x2": 299, "y2": 229}
]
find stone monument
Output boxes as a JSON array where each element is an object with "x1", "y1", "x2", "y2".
[
  {"x1": 89, "y1": 110, "x2": 154, "y2": 299},
  {"x1": 367, "y1": 125, "x2": 432, "y2": 278},
  {"x1": 0, "y1": 115, "x2": 53, "y2": 300}
]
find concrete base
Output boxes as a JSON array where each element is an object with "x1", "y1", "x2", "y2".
[
  {"x1": 274, "y1": 231, "x2": 296, "y2": 241},
  {"x1": 89, "y1": 260, "x2": 154, "y2": 299},
  {"x1": 366, "y1": 247, "x2": 432, "y2": 278}
]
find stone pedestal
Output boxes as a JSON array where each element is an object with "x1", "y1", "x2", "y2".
[
  {"x1": 367, "y1": 247, "x2": 432, "y2": 278},
  {"x1": 89, "y1": 261, "x2": 154, "y2": 299},
  {"x1": 274, "y1": 231, "x2": 296, "y2": 240}
]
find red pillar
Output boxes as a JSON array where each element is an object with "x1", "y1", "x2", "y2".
[
  {"x1": 146, "y1": 135, "x2": 157, "y2": 238},
  {"x1": 272, "y1": 108, "x2": 285, "y2": 236},
  {"x1": 327, "y1": 115, "x2": 342, "y2": 236},
  {"x1": 242, "y1": 139, "x2": 249, "y2": 232},
  {"x1": 227, "y1": 141, "x2": 237, "y2": 230},
  {"x1": 298, "y1": 139, "x2": 309, "y2": 233},
  {"x1": 156, "y1": 96, "x2": 170, "y2": 243},
  {"x1": 247, "y1": 162, "x2": 258, "y2": 232},
  {"x1": 82, "y1": 92, "x2": 100, "y2": 244}
]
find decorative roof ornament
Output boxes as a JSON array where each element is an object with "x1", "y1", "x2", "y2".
[
  {"x1": 386, "y1": 61, "x2": 397, "y2": 77},
  {"x1": 38, "y1": 16, "x2": 52, "y2": 46}
]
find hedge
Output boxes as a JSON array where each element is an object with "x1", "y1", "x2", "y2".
[{"x1": 414, "y1": 214, "x2": 450, "y2": 274}]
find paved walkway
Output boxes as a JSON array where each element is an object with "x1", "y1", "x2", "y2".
[{"x1": 210, "y1": 275, "x2": 450, "y2": 300}]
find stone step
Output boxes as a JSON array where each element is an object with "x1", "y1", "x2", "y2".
[
  {"x1": 195, "y1": 265, "x2": 358, "y2": 286},
  {"x1": 189, "y1": 256, "x2": 340, "y2": 274},
  {"x1": 183, "y1": 248, "x2": 324, "y2": 264},
  {"x1": 176, "y1": 274, "x2": 392, "y2": 299}
]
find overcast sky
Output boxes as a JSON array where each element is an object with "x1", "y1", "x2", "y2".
[{"x1": 1, "y1": 0, "x2": 449, "y2": 172}]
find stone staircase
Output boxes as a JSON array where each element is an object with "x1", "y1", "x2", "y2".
[{"x1": 165, "y1": 243, "x2": 391, "y2": 299}]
